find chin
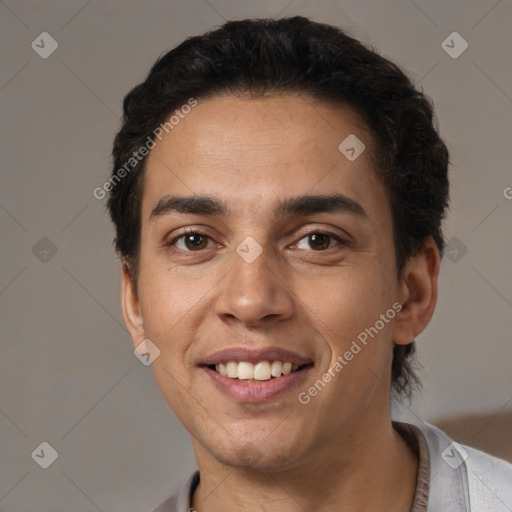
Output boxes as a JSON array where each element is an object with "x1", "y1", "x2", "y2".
[{"x1": 200, "y1": 429, "x2": 309, "y2": 471}]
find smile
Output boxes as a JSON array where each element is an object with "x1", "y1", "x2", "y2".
[
  {"x1": 211, "y1": 360, "x2": 304, "y2": 381},
  {"x1": 200, "y1": 346, "x2": 314, "y2": 401}
]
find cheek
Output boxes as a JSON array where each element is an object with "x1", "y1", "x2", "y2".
[
  {"x1": 136, "y1": 266, "x2": 209, "y2": 415},
  {"x1": 298, "y1": 265, "x2": 389, "y2": 340},
  {"x1": 295, "y1": 260, "x2": 396, "y2": 395},
  {"x1": 136, "y1": 260, "x2": 208, "y2": 365}
]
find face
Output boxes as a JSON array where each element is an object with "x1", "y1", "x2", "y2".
[{"x1": 122, "y1": 94, "x2": 430, "y2": 470}]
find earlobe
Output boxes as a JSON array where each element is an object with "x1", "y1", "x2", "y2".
[
  {"x1": 121, "y1": 260, "x2": 145, "y2": 346},
  {"x1": 391, "y1": 238, "x2": 440, "y2": 345}
]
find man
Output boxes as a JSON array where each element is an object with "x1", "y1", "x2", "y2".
[{"x1": 107, "y1": 16, "x2": 512, "y2": 512}]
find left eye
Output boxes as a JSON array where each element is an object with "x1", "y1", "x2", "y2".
[{"x1": 295, "y1": 232, "x2": 342, "y2": 251}]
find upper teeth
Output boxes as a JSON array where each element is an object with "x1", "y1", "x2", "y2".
[{"x1": 215, "y1": 361, "x2": 299, "y2": 381}]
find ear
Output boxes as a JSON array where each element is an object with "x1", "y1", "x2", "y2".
[
  {"x1": 392, "y1": 237, "x2": 441, "y2": 345},
  {"x1": 121, "y1": 260, "x2": 145, "y2": 347}
]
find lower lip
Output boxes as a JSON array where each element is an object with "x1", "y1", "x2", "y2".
[{"x1": 203, "y1": 365, "x2": 313, "y2": 403}]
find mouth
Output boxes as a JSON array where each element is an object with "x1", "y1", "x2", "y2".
[
  {"x1": 207, "y1": 360, "x2": 309, "y2": 381},
  {"x1": 199, "y1": 347, "x2": 314, "y2": 402}
]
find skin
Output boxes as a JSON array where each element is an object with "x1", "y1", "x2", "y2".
[{"x1": 121, "y1": 94, "x2": 440, "y2": 512}]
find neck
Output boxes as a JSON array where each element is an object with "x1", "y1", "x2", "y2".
[{"x1": 191, "y1": 418, "x2": 418, "y2": 512}]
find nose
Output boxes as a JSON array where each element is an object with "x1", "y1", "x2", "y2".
[{"x1": 214, "y1": 245, "x2": 294, "y2": 329}]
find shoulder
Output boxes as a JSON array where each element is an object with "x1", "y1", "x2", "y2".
[
  {"x1": 464, "y1": 443, "x2": 512, "y2": 510},
  {"x1": 149, "y1": 471, "x2": 199, "y2": 512},
  {"x1": 414, "y1": 421, "x2": 512, "y2": 511}
]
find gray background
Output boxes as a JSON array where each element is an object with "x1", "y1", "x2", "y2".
[{"x1": 1, "y1": 0, "x2": 511, "y2": 510}]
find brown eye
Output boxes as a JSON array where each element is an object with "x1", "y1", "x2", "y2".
[
  {"x1": 308, "y1": 233, "x2": 331, "y2": 250},
  {"x1": 295, "y1": 232, "x2": 341, "y2": 251},
  {"x1": 185, "y1": 234, "x2": 208, "y2": 250},
  {"x1": 170, "y1": 232, "x2": 212, "y2": 251}
]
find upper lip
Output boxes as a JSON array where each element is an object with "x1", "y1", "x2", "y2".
[{"x1": 200, "y1": 347, "x2": 314, "y2": 366}]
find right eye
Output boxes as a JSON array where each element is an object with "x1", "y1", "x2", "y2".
[{"x1": 168, "y1": 231, "x2": 214, "y2": 251}]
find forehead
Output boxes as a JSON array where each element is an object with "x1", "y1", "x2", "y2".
[{"x1": 141, "y1": 94, "x2": 388, "y2": 222}]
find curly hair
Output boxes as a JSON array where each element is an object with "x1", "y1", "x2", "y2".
[{"x1": 107, "y1": 16, "x2": 449, "y2": 398}]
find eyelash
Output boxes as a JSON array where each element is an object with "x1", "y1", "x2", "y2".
[{"x1": 165, "y1": 227, "x2": 349, "y2": 253}]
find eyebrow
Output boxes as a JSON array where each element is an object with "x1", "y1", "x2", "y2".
[{"x1": 149, "y1": 193, "x2": 368, "y2": 221}]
